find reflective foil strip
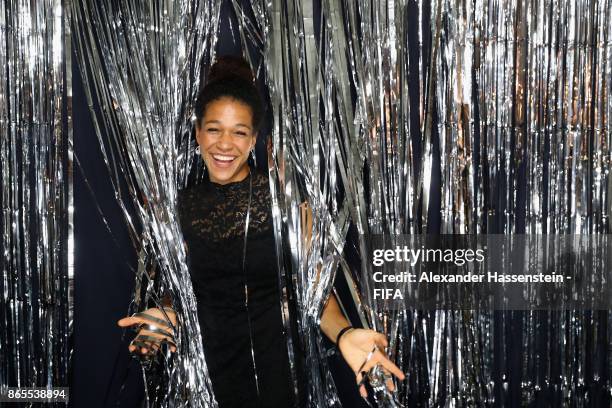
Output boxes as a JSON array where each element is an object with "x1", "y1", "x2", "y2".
[
  {"x1": 256, "y1": 0, "x2": 356, "y2": 404},
  {"x1": 291, "y1": 0, "x2": 609, "y2": 406},
  {"x1": 0, "y1": 0, "x2": 72, "y2": 391},
  {"x1": 259, "y1": 0, "x2": 306, "y2": 404},
  {"x1": 71, "y1": 1, "x2": 220, "y2": 406}
]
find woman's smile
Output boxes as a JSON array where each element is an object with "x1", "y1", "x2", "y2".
[{"x1": 209, "y1": 153, "x2": 239, "y2": 167}]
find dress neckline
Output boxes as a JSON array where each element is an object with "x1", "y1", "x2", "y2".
[{"x1": 206, "y1": 168, "x2": 252, "y2": 192}]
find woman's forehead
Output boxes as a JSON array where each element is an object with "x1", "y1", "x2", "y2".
[{"x1": 204, "y1": 98, "x2": 254, "y2": 126}]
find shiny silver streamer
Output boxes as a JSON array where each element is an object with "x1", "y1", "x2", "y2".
[
  {"x1": 0, "y1": 0, "x2": 73, "y2": 399},
  {"x1": 318, "y1": 0, "x2": 612, "y2": 406},
  {"x1": 220, "y1": 2, "x2": 316, "y2": 405},
  {"x1": 72, "y1": 1, "x2": 220, "y2": 406},
  {"x1": 266, "y1": 0, "x2": 612, "y2": 406},
  {"x1": 258, "y1": 0, "x2": 352, "y2": 406}
]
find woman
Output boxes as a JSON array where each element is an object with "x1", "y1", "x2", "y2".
[{"x1": 118, "y1": 56, "x2": 404, "y2": 407}]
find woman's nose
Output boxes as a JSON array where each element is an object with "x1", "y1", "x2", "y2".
[{"x1": 217, "y1": 130, "x2": 233, "y2": 148}]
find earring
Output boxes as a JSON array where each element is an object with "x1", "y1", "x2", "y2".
[
  {"x1": 250, "y1": 148, "x2": 257, "y2": 168},
  {"x1": 198, "y1": 146, "x2": 206, "y2": 170}
]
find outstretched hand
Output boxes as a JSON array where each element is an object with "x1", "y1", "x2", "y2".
[
  {"x1": 337, "y1": 328, "x2": 405, "y2": 398},
  {"x1": 117, "y1": 307, "x2": 178, "y2": 356}
]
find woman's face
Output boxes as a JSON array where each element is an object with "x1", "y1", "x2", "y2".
[{"x1": 196, "y1": 97, "x2": 256, "y2": 185}]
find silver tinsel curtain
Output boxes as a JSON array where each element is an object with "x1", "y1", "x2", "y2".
[
  {"x1": 72, "y1": 0, "x2": 612, "y2": 407},
  {"x1": 72, "y1": 0, "x2": 220, "y2": 406},
  {"x1": 0, "y1": 0, "x2": 72, "y2": 397}
]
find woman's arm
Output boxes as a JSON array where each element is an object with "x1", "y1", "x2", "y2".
[
  {"x1": 300, "y1": 201, "x2": 349, "y2": 341},
  {"x1": 117, "y1": 242, "x2": 178, "y2": 355},
  {"x1": 300, "y1": 201, "x2": 405, "y2": 397},
  {"x1": 320, "y1": 292, "x2": 351, "y2": 344},
  {"x1": 319, "y1": 286, "x2": 405, "y2": 398}
]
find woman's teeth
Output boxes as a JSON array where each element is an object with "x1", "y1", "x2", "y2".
[
  {"x1": 211, "y1": 154, "x2": 237, "y2": 168},
  {"x1": 212, "y1": 154, "x2": 235, "y2": 163}
]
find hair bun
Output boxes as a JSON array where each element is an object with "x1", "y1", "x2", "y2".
[{"x1": 208, "y1": 55, "x2": 255, "y2": 83}]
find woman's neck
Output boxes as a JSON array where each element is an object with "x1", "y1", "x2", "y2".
[{"x1": 209, "y1": 165, "x2": 251, "y2": 185}]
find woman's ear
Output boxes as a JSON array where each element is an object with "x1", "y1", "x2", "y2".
[{"x1": 195, "y1": 124, "x2": 203, "y2": 146}]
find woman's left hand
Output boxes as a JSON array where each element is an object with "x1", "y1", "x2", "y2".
[{"x1": 337, "y1": 328, "x2": 406, "y2": 398}]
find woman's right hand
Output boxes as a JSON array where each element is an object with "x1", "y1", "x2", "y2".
[{"x1": 117, "y1": 307, "x2": 178, "y2": 355}]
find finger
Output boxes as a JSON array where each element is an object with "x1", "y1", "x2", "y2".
[
  {"x1": 160, "y1": 337, "x2": 177, "y2": 353},
  {"x1": 141, "y1": 342, "x2": 153, "y2": 355},
  {"x1": 359, "y1": 384, "x2": 367, "y2": 398},
  {"x1": 118, "y1": 316, "x2": 139, "y2": 327},
  {"x1": 133, "y1": 336, "x2": 160, "y2": 354},
  {"x1": 133, "y1": 312, "x2": 173, "y2": 329},
  {"x1": 141, "y1": 342, "x2": 156, "y2": 355},
  {"x1": 375, "y1": 333, "x2": 388, "y2": 347},
  {"x1": 160, "y1": 340, "x2": 177, "y2": 354},
  {"x1": 137, "y1": 334, "x2": 163, "y2": 342},
  {"x1": 139, "y1": 332, "x2": 177, "y2": 349},
  {"x1": 129, "y1": 342, "x2": 143, "y2": 354},
  {"x1": 159, "y1": 308, "x2": 177, "y2": 320},
  {"x1": 140, "y1": 335, "x2": 178, "y2": 357},
  {"x1": 356, "y1": 371, "x2": 368, "y2": 398},
  {"x1": 130, "y1": 339, "x2": 149, "y2": 354},
  {"x1": 144, "y1": 341, "x2": 159, "y2": 355},
  {"x1": 137, "y1": 323, "x2": 175, "y2": 339},
  {"x1": 359, "y1": 358, "x2": 378, "y2": 374},
  {"x1": 354, "y1": 345, "x2": 380, "y2": 373},
  {"x1": 386, "y1": 377, "x2": 395, "y2": 392},
  {"x1": 374, "y1": 352, "x2": 405, "y2": 380},
  {"x1": 139, "y1": 338, "x2": 158, "y2": 355},
  {"x1": 382, "y1": 367, "x2": 395, "y2": 392}
]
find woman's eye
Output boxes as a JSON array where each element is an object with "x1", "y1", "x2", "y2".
[
  {"x1": 206, "y1": 128, "x2": 219, "y2": 133},
  {"x1": 235, "y1": 131, "x2": 247, "y2": 137}
]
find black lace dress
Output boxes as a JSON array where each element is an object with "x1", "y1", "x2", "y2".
[{"x1": 177, "y1": 170, "x2": 295, "y2": 408}]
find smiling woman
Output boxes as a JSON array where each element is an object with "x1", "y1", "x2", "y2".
[{"x1": 117, "y1": 55, "x2": 404, "y2": 408}]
